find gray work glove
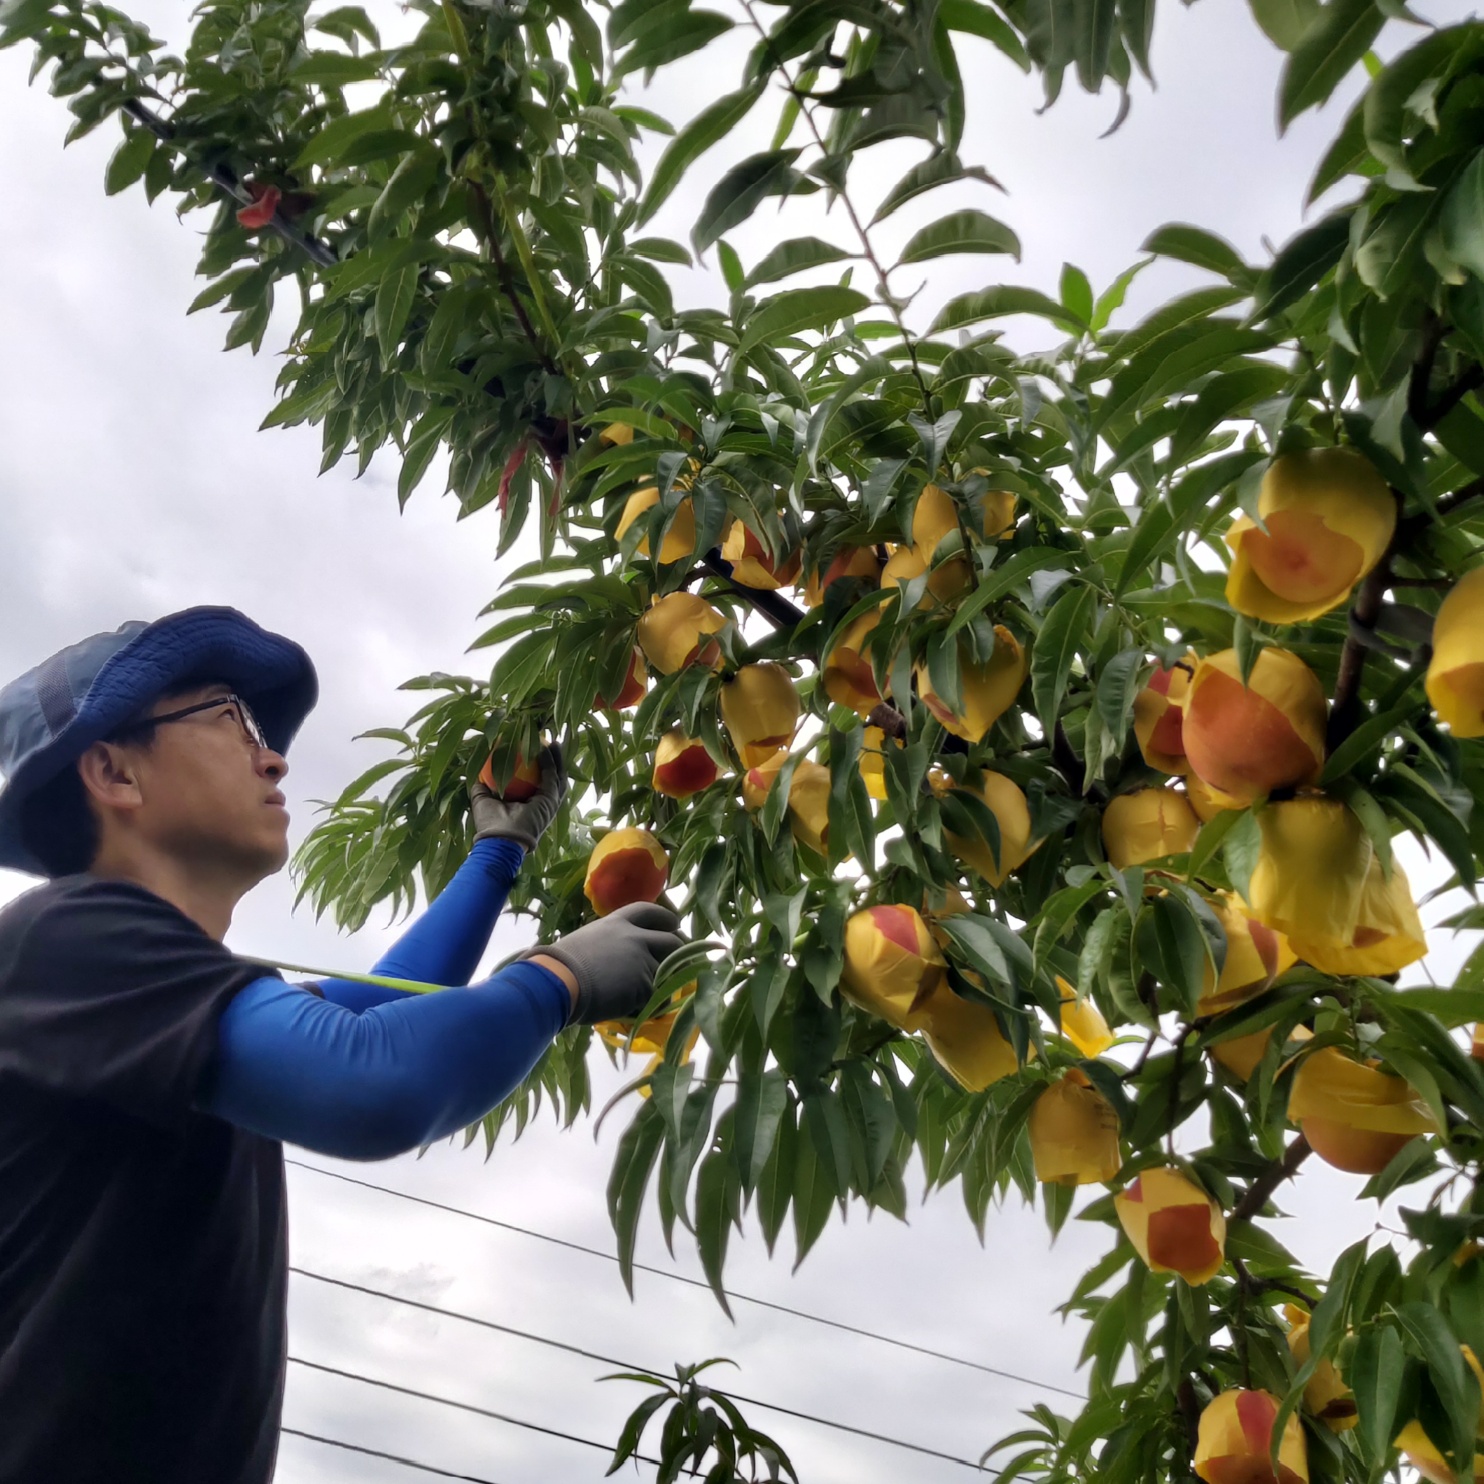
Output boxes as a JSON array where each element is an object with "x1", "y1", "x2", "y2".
[
  {"x1": 526, "y1": 902, "x2": 687, "y2": 1025},
  {"x1": 469, "y1": 742, "x2": 568, "y2": 853}
]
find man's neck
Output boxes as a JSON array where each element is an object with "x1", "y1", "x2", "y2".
[{"x1": 85, "y1": 853, "x2": 242, "y2": 941}]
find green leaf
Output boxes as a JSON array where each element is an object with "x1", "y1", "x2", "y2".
[
  {"x1": 692, "y1": 149, "x2": 808, "y2": 254},
  {"x1": 104, "y1": 128, "x2": 153, "y2": 196},
  {"x1": 1248, "y1": 0, "x2": 1321, "y2": 51},
  {"x1": 290, "y1": 50, "x2": 383, "y2": 85},
  {"x1": 1222, "y1": 810, "x2": 1262, "y2": 901},
  {"x1": 1397, "y1": 1302, "x2": 1480, "y2": 1482},
  {"x1": 1441, "y1": 152, "x2": 1484, "y2": 283},
  {"x1": 607, "y1": 1103, "x2": 665, "y2": 1296},
  {"x1": 940, "y1": 0, "x2": 1030, "y2": 67},
  {"x1": 1348, "y1": 1324, "x2": 1406, "y2": 1468},
  {"x1": 293, "y1": 103, "x2": 393, "y2": 168},
  {"x1": 375, "y1": 261, "x2": 419, "y2": 364},
  {"x1": 736, "y1": 286, "x2": 870, "y2": 357},
  {"x1": 899, "y1": 209, "x2": 1021, "y2": 265},
  {"x1": 869, "y1": 151, "x2": 1002, "y2": 226},
  {"x1": 1031, "y1": 584, "x2": 1095, "y2": 737},
  {"x1": 1251, "y1": 210, "x2": 1353, "y2": 320},
  {"x1": 612, "y1": 6, "x2": 733, "y2": 79},
  {"x1": 931, "y1": 285, "x2": 1087, "y2": 336},
  {"x1": 744, "y1": 236, "x2": 851, "y2": 288},
  {"x1": 1140, "y1": 223, "x2": 1251, "y2": 283},
  {"x1": 1279, "y1": 0, "x2": 1385, "y2": 130},
  {"x1": 640, "y1": 83, "x2": 765, "y2": 227},
  {"x1": 1134, "y1": 893, "x2": 1208, "y2": 1016}
]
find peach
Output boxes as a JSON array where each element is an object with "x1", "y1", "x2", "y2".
[
  {"x1": 478, "y1": 752, "x2": 540, "y2": 801},
  {"x1": 911, "y1": 481, "x2": 1016, "y2": 557},
  {"x1": 1225, "y1": 447, "x2": 1395, "y2": 624},
  {"x1": 880, "y1": 545, "x2": 970, "y2": 607},
  {"x1": 822, "y1": 610, "x2": 885, "y2": 716},
  {"x1": 720, "y1": 518, "x2": 801, "y2": 590},
  {"x1": 841, "y1": 905, "x2": 948, "y2": 1031},
  {"x1": 719, "y1": 663, "x2": 800, "y2": 768},
  {"x1": 1395, "y1": 1346, "x2": 1484, "y2": 1484},
  {"x1": 1115, "y1": 1166, "x2": 1226, "y2": 1284},
  {"x1": 1133, "y1": 653, "x2": 1197, "y2": 775},
  {"x1": 1182, "y1": 648, "x2": 1327, "y2": 804},
  {"x1": 1029, "y1": 1069, "x2": 1122, "y2": 1186},
  {"x1": 916, "y1": 988, "x2": 1021, "y2": 1091},
  {"x1": 859, "y1": 724, "x2": 899, "y2": 801},
  {"x1": 1056, "y1": 975, "x2": 1115, "y2": 1057},
  {"x1": 1283, "y1": 1304, "x2": 1356, "y2": 1432},
  {"x1": 1287, "y1": 1045, "x2": 1438, "y2": 1175},
  {"x1": 1194, "y1": 1389, "x2": 1308, "y2": 1484},
  {"x1": 1195, "y1": 891, "x2": 1295, "y2": 1018},
  {"x1": 636, "y1": 592, "x2": 726, "y2": 674},
  {"x1": 804, "y1": 545, "x2": 881, "y2": 606},
  {"x1": 1243, "y1": 797, "x2": 1372, "y2": 944},
  {"x1": 615, "y1": 485, "x2": 696, "y2": 563},
  {"x1": 597, "y1": 647, "x2": 647, "y2": 710},
  {"x1": 1287, "y1": 852, "x2": 1426, "y2": 977},
  {"x1": 651, "y1": 732, "x2": 718, "y2": 799},
  {"x1": 934, "y1": 768, "x2": 1038, "y2": 886},
  {"x1": 1100, "y1": 787, "x2": 1200, "y2": 870},
  {"x1": 582, "y1": 827, "x2": 669, "y2": 915},
  {"x1": 1427, "y1": 565, "x2": 1484, "y2": 738},
  {"x1": 915, "y1": 626, "x2": 1027, "y2": 744}
]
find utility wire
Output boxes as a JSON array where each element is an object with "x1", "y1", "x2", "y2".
[
  {"x1": 291, "y1": 1267, "x2": 991, "y2": 1471},
  {"x1": 288, "y1": 1356, "x2": 660, "y2": 1465},
  {"x1": 286, "y1": 1159, "x2": 1083, "y2": 1400},
  {"x1": 280, "y1": 1427, "x2": 505, "y2": 1483}
]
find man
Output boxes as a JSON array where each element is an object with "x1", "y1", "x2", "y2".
[{"x1": 0, "y1": 604, "x2": 684, "y2": 1482}]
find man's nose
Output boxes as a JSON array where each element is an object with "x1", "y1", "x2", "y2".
[{"x1": 257, "y1": 749, "x2": 288, "y2": 780}]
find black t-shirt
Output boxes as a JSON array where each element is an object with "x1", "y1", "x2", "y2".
[{"x1": 0, "y1": 873, "x2": 288, "y2": 1484}]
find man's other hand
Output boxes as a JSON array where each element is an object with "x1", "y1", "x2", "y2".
[{"x1": 526, "y1": 902, "x2": 687, "y2": 1025}]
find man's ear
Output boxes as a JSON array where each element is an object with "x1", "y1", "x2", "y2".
[{"x1": 76, "y1": 741, "x2": 145, "y2": 814}]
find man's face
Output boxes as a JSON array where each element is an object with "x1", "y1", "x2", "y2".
[{"x1": 89, "y1": 683, "x2": 292, "y2": 879}]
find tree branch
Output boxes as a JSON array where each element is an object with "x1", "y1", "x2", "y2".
[
  {"x1": 1230, "y1": 1135, "x2": 1311, "y2": 1224},
  {"x1": 466, "y1": 179, "x2": 557, "y2": 373},
  {"x1": 701, "y1": 550, "x2": 808, "y2": 630},
  {"x1": 121, "y1": 99, "x2": 337, "y2": 267}
]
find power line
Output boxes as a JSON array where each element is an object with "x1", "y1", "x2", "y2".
[
  {"x1": 289, "y1": 1356, "x2": 659, "y2": 1464},
  {"x1": 280, "y1": 1427, "x2": 505, "y2": 1483},
  {"x1": 286, "y1": 1159, "x2": 1083, "y2": 1400},
  {"x1": 291, "y1": 1266, "x2": 991, "y2": 1471}
]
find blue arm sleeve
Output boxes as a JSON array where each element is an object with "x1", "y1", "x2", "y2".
[
  {"x1": 198, "y1": 960, "x2": 570, "y2": 1160},
  {"x1": 313, "y1": 837, "x2": 526, "y2": 1011}
]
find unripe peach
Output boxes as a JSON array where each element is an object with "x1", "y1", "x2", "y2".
[
  {"x1": 1056, "y1": 975, "x2": 1115, "y2": 1057},
  {"x1": 934, "y1": 768, "x2": 1038, "y2": 886},
  {"x1": 1194, "y1": 1389, "x2": 1308, "y2": 1484},
  {"x1": 1243, "y1": 797, "x2": 1372, "y2": 944},
  {"x1": 583, "y1": 828, "x2": 669, "y2": 915},
  {"x1": 1132, "y1": 654, "x2": 1197, "y2": 775},
  {"x1": 785, "y1": 758, "x2": 832, "y2": 858},
  {"x1": 1287, "y1": 1045, "x2": 1438, "y2": 1175},
  {"x1": 615, "y1": 485, "x2": 696, "y2": 563},
  {"x1": 478, "y1": 752, "x2": 541, "y2": 801},
  {"x1": 741, "y1": 748, "x2": 788, "y2": 811},
  {"x1": 1196, "y1": 891, "x2": 1294, "y2": 1018},
  {"x1": 651, "y1": 732, "x2": 719, "y2": 799},
  {"x1": 1182, "y1": 648, "x2": 1327, "y2": 804},
  {"x1": 1029, "y1": 1069, "x2": 1122, "y2": 1186},
  {"x1": 598, "y1": 422, "x2": 635, "y2": 446},
  {"x1": 1100, "y1": 787, "x2": 1200, "y2": 870},
  {"x1": 804, "y1": 545, "x2": 881, "y2": 606},
  {"x1": 915, "y1": 626, "x2": 1027, "y2": 744},
  {"x1": 1287, "y1": 853, "x2": 1426, "y2": 977},
  {"x1": 1284, "y1": 1304, "x2": 1357, "y2": 1432},
  {"x1": 636, "y1": 593, "x2": 726, "y2": 674},
  {"x1": 719, "y1": 663, "x2": 800, "y2": 767},
  {"x1": 823, "y1": 610, "x2": 885, "y2": 716},
  {"x1": 720, "y1": 518, "x2": 801, "y2": 590},
  {"x1": 911, "y1": 481, "x2": 1016, "y2": 556},
  {"x1": 1114, "y1": 1166, "x2": 1226, "y2": 1284},
  {"x1": 1209, "y1": 1023, "x2": 1312, "y2": 1083},
  {"x1": 1427, "y1": 565, "x2": 1484, "y2": 738},
  {"x1": 841, "y1": 905, "x2": 948, "y2": 1031},
  {"x1": 880, "y1": 545, "x2": 970, "y2": 606},
  {"x1": 916, "y1": 989, "x2": 1021, "y2": 1091},
  {"x1": 1185, "y1": 772, "x2": 1245, "y2": 823},
  {"x1": 597, "y1": 647, "x2": 647, "y2": 710},
  {"x1": 859, "y1": 725, "x2": 899, "y2": 801},
  {"x1": 1225, "y1": 447, "x2": 1395, "y2": 624}
]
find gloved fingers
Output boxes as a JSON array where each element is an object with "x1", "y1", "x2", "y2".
[
  {"x1": 534, "y1": 741, "x2": 568, "y2": 802},
  {"x1": 606, "y1": 901, "x2": 682, "y2": 932},
  {"x1": 469, "y1": 777, "x2": 495, "y2": 804}
]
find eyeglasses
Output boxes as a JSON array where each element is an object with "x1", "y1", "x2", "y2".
[{"x1": 107, "y1": 693, "x2": 270, "y2": 751}]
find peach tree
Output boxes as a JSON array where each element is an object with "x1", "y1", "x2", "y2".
[{"x1": 10, "y1": 0, "x2": 1484, "y2": 1479}]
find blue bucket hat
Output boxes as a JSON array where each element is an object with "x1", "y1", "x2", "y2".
[{"x1": 0, "y1": 605, "x2": 318, "y2": 877}]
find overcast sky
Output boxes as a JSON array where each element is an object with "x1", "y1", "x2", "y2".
[{"x1": 0, "y1": 2, "x2": 1474, "y2": 1481}]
